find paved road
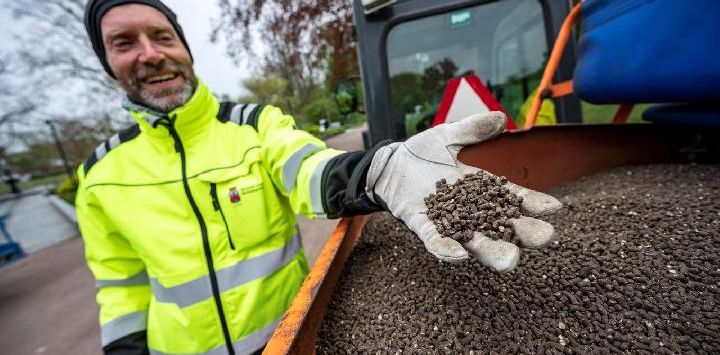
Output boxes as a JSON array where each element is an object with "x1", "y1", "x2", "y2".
[
  {"x1": 0, "y1": 237, "x2": 101, "y2": 355},
  {"x1": 0, "y1": 188, "x2": 78, "y2": 254},
  {"x1": 0, "y1": 124, "x2": 366, "y2": 355}
]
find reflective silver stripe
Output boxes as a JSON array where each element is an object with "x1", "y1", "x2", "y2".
[
  {"x1": 101, "y1": 310, "x2": 147, "y2": 346},
  {"x1": 282, "y1": 144, "x2": 322, "y2": 193},
  {"x1": 96, "y1": 270, "x2": 149, "y2": 289},
  {"x1": 94, "y1": 143, "x2": 107, "y2": 160},
  {"x1": 93, "y1": 134, "x2": 122, "y2": 161},
  {"x1": 148, "y1": 317, "x2": 281, "y2": 355},
  {"x1": 309, "y1": 156, "x2": 332, "y2": 218},
  {"x1": 150, "y1": 272, "x2": 212, "y2": 308},
  {"x1": 233, "y1": 318, "x2": 281, "y2": 354},
  {"x1": 241, "y1": 104, "x2": 258, "y2": 124},
  {"x1": 151, "y1": 234, "x2": 302, "y2": 308},
  {"x1": 108, "y1": 134, "x2": 121, "y2": 150},
  {"x1": 150, "y1": 343, "x2": 227, "y2": 355},
  {"x1": 229, "y1": 103, "x2": 244, "y2": 124}
]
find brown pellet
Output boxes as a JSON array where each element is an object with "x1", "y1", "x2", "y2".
[{"x1": 424, "y1": 171, "x2": 523, "y2": 243}]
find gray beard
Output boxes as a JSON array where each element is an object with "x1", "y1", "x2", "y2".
[{"x1": 139, "y1": 79, "x2": 196, "y2": 113}]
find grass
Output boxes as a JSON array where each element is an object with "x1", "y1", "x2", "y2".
[
  {"x1": 0, "y1": 172, "x2": 68, "y2": 196},
  {"x1": 303, "y1": 113, "x2": 367, "y2": 140},
  {"x1": 581, "y1": 103, "x2": 651, "y2": 124}
]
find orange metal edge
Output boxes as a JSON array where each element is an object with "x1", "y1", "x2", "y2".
[{"x1": 264, "y1": 215, "x2": 368, "y2": 355}]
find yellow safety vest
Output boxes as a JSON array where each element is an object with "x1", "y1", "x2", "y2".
[{"x1": 76, "y1": 80, "x2": 342, "y2": 354}]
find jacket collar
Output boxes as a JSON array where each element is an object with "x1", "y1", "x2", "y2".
[{"x1": 124, "y1": 79, "x2": 219, "y2": 141}]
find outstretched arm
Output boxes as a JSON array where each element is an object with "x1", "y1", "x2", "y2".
[{"x1": 252, "y1": 105, "x2": 387, "y2": 219}]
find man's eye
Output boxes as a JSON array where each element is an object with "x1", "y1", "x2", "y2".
[
  {"x1": 157, "y1": 33, "x2": 174, "y2": 42},
  {"x1": 112, "y1": 40, "x2": 131, "y2": 50}
]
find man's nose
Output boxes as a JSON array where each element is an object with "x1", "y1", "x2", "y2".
[{"x1": 137, "y1": 37, "x2": 164, "y2": 65}]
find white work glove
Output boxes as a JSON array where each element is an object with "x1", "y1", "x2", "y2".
[{"x1": 366, "y1": 112, "x2": 562, "y2": 272}]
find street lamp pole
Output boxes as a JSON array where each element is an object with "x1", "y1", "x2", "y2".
[{"x1": 45, "y1": 120, "x2": 76, "y2": 187}]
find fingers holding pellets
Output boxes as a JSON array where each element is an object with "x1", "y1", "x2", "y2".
[
  {"x1": 423, "y1": 170, "x2": 561, "y2": 271},
  {"x1": 509, "y1": 216, "x2": 555, "y2": 248},
  {"x1": 463, "y1": 232, "x2": 519, "y2": 272},
  {"x1": 506, "y1": 182, "x2": 563, "y2": 216}
]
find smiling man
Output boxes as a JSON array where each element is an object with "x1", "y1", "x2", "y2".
[
  {"x1": 78, "y1": 1, "x2": 561, "y2": 355},
  {"x1": 91, "y1": 1, "x2": 196, "y2": 111}
]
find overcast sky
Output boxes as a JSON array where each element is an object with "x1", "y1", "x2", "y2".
[
  {"x1": 163, "y1": 0, "x2": 250, "y2": 98},
  {"x1": 0, "y1": 1, "x2": 251, "y2": 98}
]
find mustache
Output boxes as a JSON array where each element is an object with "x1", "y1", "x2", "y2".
[{"x1": 130, "y1": 60, "x2": 187, "y2": 85}]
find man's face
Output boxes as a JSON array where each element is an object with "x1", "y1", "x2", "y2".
[{"x1": 101, "y1": 4, "x2": 196, "y2": 112}]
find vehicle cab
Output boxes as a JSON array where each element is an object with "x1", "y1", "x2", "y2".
[{"x1": 351, "y1": 0, "x2": 582, "y2": 147}]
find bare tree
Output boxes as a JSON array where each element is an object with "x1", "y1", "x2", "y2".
[
  {"x1": 0, "y1": 0, "x2": 134, "y2": 175},
  {"x1": 2, "y1": 0, "x2": 129, "y2": 134},
  {"x1": 213, "y1": 0, "x2": 358, "y2": 113},
  {"x1": 0, "y1": 53, "x2": 36, "y2": 149}
]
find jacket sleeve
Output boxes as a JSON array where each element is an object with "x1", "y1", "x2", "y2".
[
  {"x1": 255, "y1": 105, "x2": 388, "y2": 219},
  {"x1": 76, "y1": 166, "x2": 151, "y2": 355}
]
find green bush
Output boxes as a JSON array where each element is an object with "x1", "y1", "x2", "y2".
[
  {"x1": 581, "y1": 103, "x2": 650, "y2": 124},
  {"x1": 301, "y1": 124, "x2": 348, "y2": 140},
  {"x1": 297, "y1": 86, "x2": 348, "y2": 125},
  {"x1": 304, "y1": 124, "x2": 321, "y2": 138},
  {"x1": 318, "y1": 126, "x2": 346, "y2": 140},
  {"x1": 346, "y1": 112, "x2": 367, "y2": 125}
]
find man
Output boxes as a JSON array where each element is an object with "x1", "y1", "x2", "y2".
[{"x1": 78, "y1": 1, "x2": 561, "y2": 354}]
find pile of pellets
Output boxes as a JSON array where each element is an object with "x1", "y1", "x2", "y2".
[
  {"x1": 424, "y1": 172, "x2": 522, "y2": 243},
  {"x1": 317, "y1": 164, "x2": 720, "y2": 354}
]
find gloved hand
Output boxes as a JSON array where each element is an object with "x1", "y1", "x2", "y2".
[{"x1": 366, "y1": 112, "x2": 562, "y2": 272}]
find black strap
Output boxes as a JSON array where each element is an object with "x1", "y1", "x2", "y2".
[
  {"x1": 84, "y1": 153, "x2": 99, "y2": 176},
  {"x1": 217, "y1": 102, "x2": 235, "y2": 122},
  {"x1": 245, "y1": 105, "x2": 264, "y2": 131},
  {"x1": 216, "y1": 102, "x2": 265, "y2": 131},
  {"x1": 84, "y1": 124, "x2": 141, "y2": 175}
]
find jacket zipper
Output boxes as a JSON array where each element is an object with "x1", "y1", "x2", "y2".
[
  {"x1": 210, "y1": 183, "x2": 236, "y2": 250},
  {"x1": 157, "y1": 117, "x2": 235, "y2": 355}
]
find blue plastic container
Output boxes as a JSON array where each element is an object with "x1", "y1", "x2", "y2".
[
  {"x1": 573, "y1": 0, "x2": 720, "y2": 104},
  {"x1": 643, "y1": 103, "x2": 720, "y2": 127}
]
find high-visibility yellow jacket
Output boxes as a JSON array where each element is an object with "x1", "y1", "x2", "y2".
[{"x1": 76, "y1": 80, "x2": 384, "y2": 355}]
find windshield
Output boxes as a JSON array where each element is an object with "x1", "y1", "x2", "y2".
[{"x1": 386, "y1": 0, "x2": 547, "y2": 135}]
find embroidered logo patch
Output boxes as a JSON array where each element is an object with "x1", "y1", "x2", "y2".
[{"x1": 228, "y1": 187, "x2": 241, "y2": 203}]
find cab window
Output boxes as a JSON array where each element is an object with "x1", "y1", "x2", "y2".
[{"x1": 386, "y1": 0, "x2": 547, "y2": 135}]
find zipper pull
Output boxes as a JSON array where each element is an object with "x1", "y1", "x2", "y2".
[{"x1": 154, "y1": 116, "x2": 182, "y2": 153}]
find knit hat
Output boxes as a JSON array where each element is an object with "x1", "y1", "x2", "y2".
[{"x1": 84, "y1": 0, "x2": 193, "y2": 78}]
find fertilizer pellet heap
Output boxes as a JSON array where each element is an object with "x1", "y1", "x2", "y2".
[
  {"x1": 318, "y1": 164, "x2": 720, "y2": 354},
  {"x1": 425, "y1": 172, "x2": 522, "y2": 243}
]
